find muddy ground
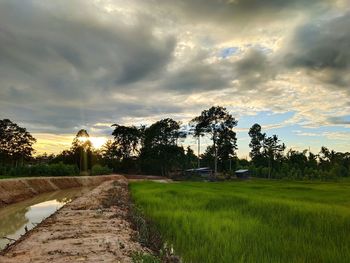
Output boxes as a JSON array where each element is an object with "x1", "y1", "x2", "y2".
[{"x1": 0, "y1": 178, "x2": 150, "y2": 263}]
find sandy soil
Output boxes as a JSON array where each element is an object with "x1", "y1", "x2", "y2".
[{"x1": 0, "y1": 178, "x2": 149, "y2": 263}]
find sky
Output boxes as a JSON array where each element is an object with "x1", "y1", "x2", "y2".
[{"x1": 0, "y1": 0, "x2": 349, "y2": 157}]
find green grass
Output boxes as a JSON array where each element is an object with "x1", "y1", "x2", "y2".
[
  {"x1": 130, "y1": 179, "x2": 350, "y2": 263},
  {"x1": 0, "y1": 175, "x2": 21, "y2": 179}
]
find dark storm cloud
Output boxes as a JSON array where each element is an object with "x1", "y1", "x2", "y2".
[
  {"x1": 285, "y1": 12, "x2": 350, "y2": 87},
  {"x1": 164, "y1": 63, "x2": 228, "y2": 93},
  {"x1": 0, "y1": 0, "x2": 176, "y2": 131},
  {"x1": 0, "y1": 1, "x2": 175, "y2": 87},
  {"x1": 154, "y1": 0, "x2": 331, "y2": 27},
  {"x1": 5, "y1": 97, "x2": 184, "y2": 135},
  {"x1": 233, "y1": 49, "x2": 277, "y2": 89},
  {"x1": 163, "y1": 48, "x2": 277, "y2": 94}
]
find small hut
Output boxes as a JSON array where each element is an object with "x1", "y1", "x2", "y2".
[
  {"x1": 185, "y1": 167, "x2": 213, "y2": 178},
  {"x1": 235, "y1": 169, "x2": 250, "y2": 179}
]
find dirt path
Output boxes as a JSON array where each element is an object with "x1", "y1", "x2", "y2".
[
  {"x1": 125, "y1": 175, "x2": 173, "y2": 183},
  {"x1": 0, "y1": 178, "x2": 149, "y2": 262}
]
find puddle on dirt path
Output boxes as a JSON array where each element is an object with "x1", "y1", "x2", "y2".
[{"x1": 0, "y1": 187, "x2": 91, "y2": 250}]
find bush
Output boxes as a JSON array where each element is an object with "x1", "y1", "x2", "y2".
[
  {"x1": 0, "y1": 165, "x2": 11, "y2": 175},
  {"x1": 91, "y1": 164, "x2": 112, "y2": 176},
  {"x1": 331, "y1": 165, "x2": 349, "y2": 177},
  {"x1": 4, "y1": 162, "x2": 79, "y2": 177},
  {"x1": 48, "y1": 162, "x2": 79, "y2": 176}
]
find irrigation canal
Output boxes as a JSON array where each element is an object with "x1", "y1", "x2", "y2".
[{"x1": 0, "y1": 187, "x2": 90, "y2": 249}]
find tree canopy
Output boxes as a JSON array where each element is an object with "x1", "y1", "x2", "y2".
[
  {"x1": 112, "y1": 124, "x2": 142, "y2": 159},
  {"x1": 248, "y1": 123, "x2": 265, "y2": 164},
  {"x1": 143, "y1": 118, "x2": 183, "y2": 147},
  {"x1": 0, "y1": 119, "x2": 36, "y2": 165},
  {"x1": 140, "y1": 118, "x2": 186, "y2": 176},
  {"x1": 191, "y1": 106, "x2": 237, "y2": 176},
  {"x1": 1, "y1": 109, "x2": 349, "y2": 180}
]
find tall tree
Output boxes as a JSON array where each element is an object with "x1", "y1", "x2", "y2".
[
  {"x1": 185, "y1": 146, "x2": 198, "y2": 169},
  {"x1": 263, "y1": 135, "x2": 285, "y2": 178},
  {"x1": 191, "y1": 106, "x2": 237, "y2": 176},
  {"x1": 217, "y1": 127, "x2": 237, "y2": 170},
  {"x1": 200, "y1": 145, "x2": 215, "y2": 169},
  {"x1": 307, "y1": 151, "x2": 318, "y2": 169},
  {"x1": 71, "y1": 129, "x2": 92, "y2": 173},
  {"x1": 101, "y1": 140, "x2": 118, "y2": 160},
  {"x1": 0, "y1": 119, "x2": 36, "y2": 166},
  {"x1": 286, "y1": 149, "x2": 308, "y2": 176},
  {"x1": 111, "y1": 124, "x2": 142, "y2": 159},
  {"x1": 248, "y1": 123, "x2": 266, "y2": 165},
  {"x1": 140, "y1": 118, "x2": 186, "y2": 176},
  {"x1": 143, "y1": 118, "x2": 183, "y2": 147},
  {"x1": 189, "y1": 124, "x2": 205, "y2": 168}
]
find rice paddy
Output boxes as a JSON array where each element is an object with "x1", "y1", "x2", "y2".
[{"x1": 130, "y1": 179, "x2": 350, "y2": 263}]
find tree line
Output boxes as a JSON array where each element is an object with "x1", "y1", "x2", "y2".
[{"x1": 1, "y1": 106, "x2": 349, "y2": 179}]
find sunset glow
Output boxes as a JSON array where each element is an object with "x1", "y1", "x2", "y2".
[{"x1": 78, "y1": 136, "x2": 108, "y2": 149}]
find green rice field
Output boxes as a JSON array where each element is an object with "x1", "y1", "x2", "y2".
[{"x1": 130, "y1": 179, "x2": 350, "y2": 263}]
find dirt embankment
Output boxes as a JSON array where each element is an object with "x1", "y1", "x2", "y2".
[
  {"x1": 124, "y1": 175, "x2": 173, "y2": 183},
  {"x1": 0, "y1": 175, "x2": 123, "y2": 208},
  {"x1": 0, "y1": 178, "x2": 149, "y2": 263}
]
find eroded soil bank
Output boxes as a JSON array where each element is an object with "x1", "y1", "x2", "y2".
[
  {"x1": 0, "y1": 178, "x2": 149, "y2": 263},
  {"x1": 0, "y1": 187, "x2": 92, "y2": 250},
  {"x1": 0, "y1": 175, "x2": 123, "y2": 208}
]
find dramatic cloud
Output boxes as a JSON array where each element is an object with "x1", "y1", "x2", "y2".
[
  {"x1": 153, "y1": 0, "x2": 335, "y2": 29},
  {"x1": 285, "y1": 12, "x2": 350, "y2": 88},
  {"x1": 0, "y1": 0, "x2": 177, "y2": 131},
  {"x1": 0, "y1": 0, "x2": 349, "y2": 155},
  {"x1": 164, "y1": 62, "x2": 228, "y2": 93},
  {"x1": 232, "y1": 49, "x2": 277, "y2": 90}
]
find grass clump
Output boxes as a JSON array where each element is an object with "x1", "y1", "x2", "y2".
[
  {"x1": 130, "y1": 179, "x2": 350, "y2": 263},
  {"x1": 131, "y1": 251, "x2": 161, "y2": 263},
  {"x1": 129, "y1": 204, "x2": 181, "y2": 262}
]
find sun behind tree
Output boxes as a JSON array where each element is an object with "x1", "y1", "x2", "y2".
[{"x1": 71, "y1": 129, "x2": 92, "y2": 174}]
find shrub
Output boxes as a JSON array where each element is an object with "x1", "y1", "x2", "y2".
[
  {"x1": 91, "y1": 164, "x2": 112, "y2": 176},
  {"x1": 4, "y1": 162, "x2": 79, "y2": 177},
  {"x1": 0, "y1": 165, "x2": 10, "y2": 175},
  {"x1": 48, "y1": 162, "x2": 79, "y2": 176}
]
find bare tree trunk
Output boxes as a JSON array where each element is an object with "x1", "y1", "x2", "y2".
[
  {"x1": 80, "y1": 149, "x2": 88, "y2": 174},
  {"x1": 197, "y1": 136, "x2": 200, "y2": 168},
  {"x1": 214, "y1": 138, "x2": 218, "y2": 179}
]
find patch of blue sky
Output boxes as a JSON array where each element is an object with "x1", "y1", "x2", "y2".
[
  {"x1": 245, "y1": 43, "x2": 273, "y2": 54},
  {"x1": 271, "y1": 124, "x2": 350, "y2": 153},
  {"x1": 299, "y1": 125, "x2": 350, "y2": 133},
  {"x1": 236, "y1": 111, "x2": 295, "y2": 130},
  {"x1": 329, "y1": 115, "x2": 350, "y2": 124},
  {"x1": 220, "y1": 47, "x2": 240, "y2": 58}
]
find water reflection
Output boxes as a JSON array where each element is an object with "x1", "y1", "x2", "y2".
[{"x1": 0, "y1": 188, "x2": 90, "y2": 250}]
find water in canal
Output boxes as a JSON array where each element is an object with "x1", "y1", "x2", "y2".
[{"x1": 0, "y1": 187, "x2": 91, "y2": 250}]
